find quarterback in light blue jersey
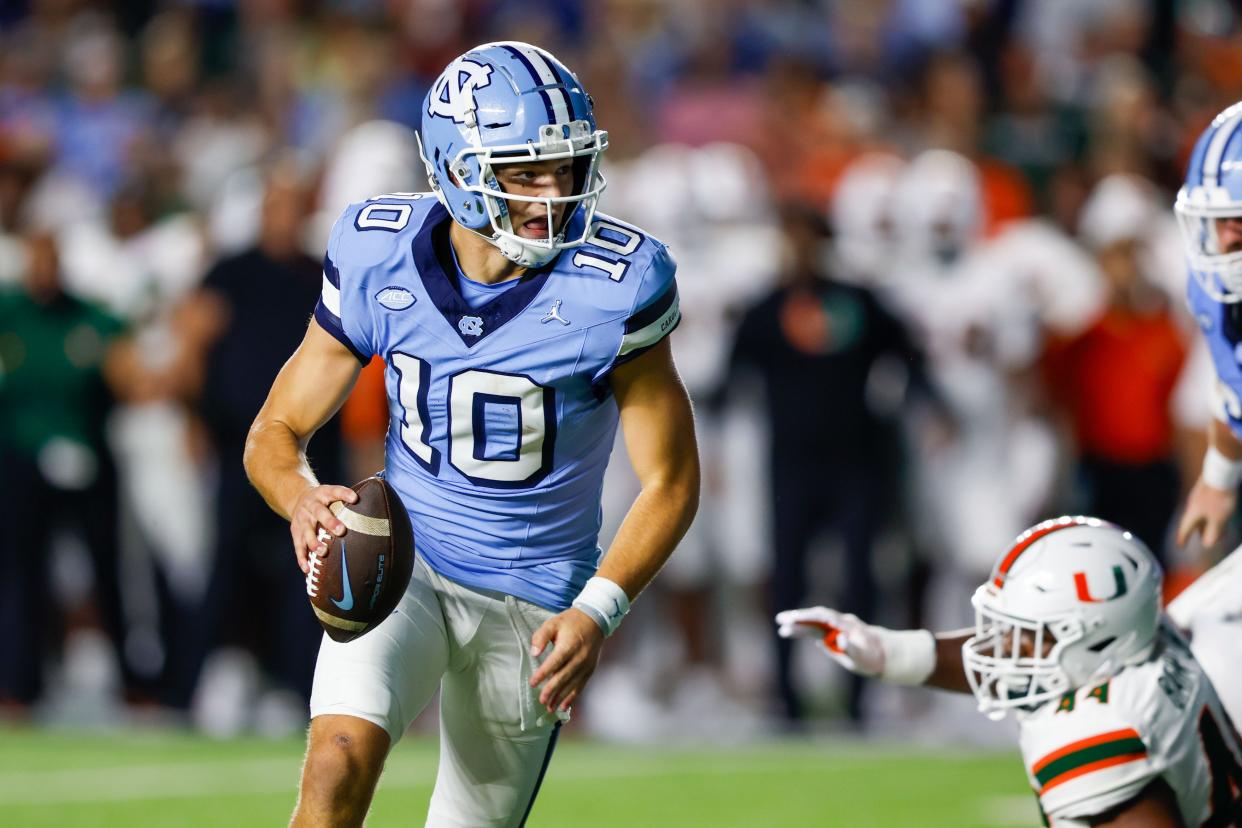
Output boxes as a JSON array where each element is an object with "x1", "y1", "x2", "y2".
[
  {"x1": 1174, "y1": 103, "x2": 1242, "y2": 728},
  {"x1": 1177, "y1": 101, "x2": 1242, "y2": 550},
  {"x1": 245, "y1": 42, "x2": 699, "y2": 827}
]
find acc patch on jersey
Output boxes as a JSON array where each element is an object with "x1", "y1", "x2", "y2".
[{"x1": 376, "y1": 286, "x2": 416, "y2": 311}]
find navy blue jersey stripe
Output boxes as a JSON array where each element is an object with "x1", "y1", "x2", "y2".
[
  {"x1": 500, "y1": 45, "x2": 556, "y2": 123},
  {"x1": 412, "y1": 202, "x2": 557, "y2": 348},
  {"x1": 624, "y1": 281, "x2": 678, "y2": 333},
  {"x1": 323, "y1": 253, "x2": 341, "y2": 288},
  {"x1": 614, "y1": 314, "x2": 681, "y2": 368},
  {"x1": 313, "y1": 300, "x2": 369, "y2": 363},
  {"x1": 518, "y1": 722, "x2": 561, "y2": 827}
]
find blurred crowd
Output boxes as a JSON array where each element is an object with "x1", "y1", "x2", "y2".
[{"x1": 0, "y1": 0, "x2": 1237, "y2": 741}]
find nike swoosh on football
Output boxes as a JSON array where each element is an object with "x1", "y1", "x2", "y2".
[{"x1": 331, "y1": 540, "x2": 355, "y2": 611}]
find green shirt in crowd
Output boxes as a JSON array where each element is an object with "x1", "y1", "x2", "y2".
[{"x1": 0, "y1": 287, "x2": 126, "y2": 460}]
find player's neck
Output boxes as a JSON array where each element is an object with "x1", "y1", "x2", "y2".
[{"x1": 448, "y1": 223, "x2": 527, "y2": 285}]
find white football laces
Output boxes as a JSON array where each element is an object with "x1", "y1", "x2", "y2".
[{"x1": 305, "y1": 528, "x2": 331, "y2": 598}]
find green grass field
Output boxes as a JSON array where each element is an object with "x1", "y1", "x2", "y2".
[{"x1": 0, "y1": 728, "x2": 1038, "y2": 827}]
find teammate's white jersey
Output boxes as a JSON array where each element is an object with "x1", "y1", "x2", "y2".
[{"x1": 1018, "y1": 627, "x2": 1242, "y2": 826}]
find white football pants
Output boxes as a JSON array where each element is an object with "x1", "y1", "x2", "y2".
[{"x1": 310, "y1": 556, "x2": 567, "y2": 826}]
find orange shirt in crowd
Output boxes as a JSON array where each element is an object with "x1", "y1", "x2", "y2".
[
  {"x1": 341, "y1": 355, "x2": 388, "y2": 444},
  {"x1": 1044, "y1": 308, "x2": 1187, "y2": 465}
]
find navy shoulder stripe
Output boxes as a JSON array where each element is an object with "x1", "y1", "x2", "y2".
[{"x1": 625, "y1": 281, "x2": 678, "y2": 334}]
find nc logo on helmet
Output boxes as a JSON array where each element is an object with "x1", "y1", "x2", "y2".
[{"x1": 428, "y1": 59, "x2": 494, "y2": 125}]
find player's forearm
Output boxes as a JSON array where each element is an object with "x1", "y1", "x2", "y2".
[
  {"x1": 595, "y1": 465, "x2": 700, "y2": 601},
  {"x1": 1209, "y1": 417, "x2": 1242, "y2": 459},
  {"x1": 243, "y1": 416, "x2": 319, "y2": 521},
  {"x1": 924, "y1": 630, "x2": 973, "y2": 693},
  {"x1": 242, "y1": 321, "x2": 364, "y2": 520},
  {"x1": 1199, "y1": 418, "x2": 1242, "y2": 490}
]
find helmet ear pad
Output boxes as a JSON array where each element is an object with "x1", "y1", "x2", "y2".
[{"x1": 1059, "y1": 625, "x2": 1133, "y2": 688}]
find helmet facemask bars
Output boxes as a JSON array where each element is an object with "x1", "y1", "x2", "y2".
[
  {"x1": 963, "y1": 593, "x2": 1084, "y2": 720},
  {"x1": 1175, "y1": 187, "x2": 1242, "y2": 303}
]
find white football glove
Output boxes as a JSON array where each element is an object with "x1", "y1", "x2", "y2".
[
  {"x1": 775, "y1": 606, "x2": 886, "y2": 677},
  {"x1": 775, "y1": 607, "x2": 938, "y2": 685}
]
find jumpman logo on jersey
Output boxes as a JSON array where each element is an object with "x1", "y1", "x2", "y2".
[{"x1": 541, "y1": 299, "x2": 570, "y2": 326}]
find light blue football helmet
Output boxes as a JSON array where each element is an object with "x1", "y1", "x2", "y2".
[
  {"x1": 1176, "y1": 101, "x2": 1242, "y2": 302},
  {"x1": 417, "y1": 41, "x2": 609, "y2": 267}
]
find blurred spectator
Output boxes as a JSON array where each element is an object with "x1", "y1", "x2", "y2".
[
  {"x1": 55, "y1": 175, "x2": 211, "y2": 706},
  {"x1": 981, "y1": 44, "x2": 1087, "y2": 211},
  {"x1": 593, "y1": 142, "x2": 779, "y2": 740},
  {"x1": 717, "y1": 204, "x2": 931, "y2": 725},
  {"x1": 54, "y1": 24, "x2": 154, "y2": 201},
  {"x1": 181, "y1": 155, "x2": 345, "y2": 731},
  {"x1": 0, "y1": 232, "x2": 128, "y2": 709},
  {"x1": 1045, "y1": 175, "x2": 1190, "y2": 561},
  {"x1": 883, "y1": 150, "x2": 1052, "y2": 584}
]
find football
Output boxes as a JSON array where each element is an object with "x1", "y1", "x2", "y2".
[{"x1": 305, "y1": 476, "x2": 414, "y2": 643}]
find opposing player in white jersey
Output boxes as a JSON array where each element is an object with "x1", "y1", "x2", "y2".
[
  {"x1": 244, "y1": 42, "x2": 700, "y2": 826},
  {"x1": 779, "y1": 517, "x2": 1242, "y2": 826}
]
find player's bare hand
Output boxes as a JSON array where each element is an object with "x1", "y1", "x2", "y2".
[
  {"x1": 529, "y1": 608, "x2": 604, "y2": 713},
  {"x1": 289, "y1": 484, "x2": 358, "y2": 574},
  {"x1": 1176, "y1": 478, "x2": 1237, "y2": 550},
  {"x1": 776, "y1": 606, "x2": 885, "y2": 677}
]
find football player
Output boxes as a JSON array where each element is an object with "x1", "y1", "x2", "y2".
[
  {"x1": 1166, "y1": 545, "x2": 1242, "y2": 731},
  {"x1": 244, "y1": 42, "x2": 700, "y2": 826},
  {"x1": 778, "y1": 517, "x2": 1242, "y2": 827},
  {"x1": 1171, "y1": 102, "x2": 1242, "y2": 754},
  {"x1": 1177, "y1": 101, "x2": 1242, "y2": 552}
]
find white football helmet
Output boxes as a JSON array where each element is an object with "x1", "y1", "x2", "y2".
[
  {"x1": 1175, "y1": 101, "x2": 1242, "y2": 302},
  {"x1": 963, "y1": 516, "x2": 1162, "y2": 720},
  {"x1": 830, "y1": 152, "x2": 904, "y2": 283},
  {"x1": 892, "y1": 149, "x2": 981, "y2": 266}
]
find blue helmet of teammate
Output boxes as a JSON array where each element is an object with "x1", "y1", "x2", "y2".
[
  {"x1": 417, "y1": 41, "x2": 608, "y2": 268},
  {"x1": 1177, "y1": 101, "x2": 1242, "y2": 302}
]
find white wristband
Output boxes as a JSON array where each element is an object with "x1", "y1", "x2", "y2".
[
  {"x1": 1202, "y1": 446, "x2": 1242, "y2": 491},
  {"x1": 874, "y1": 628, "x2": 937, "y2": 685},
  {"x1": 572, "y1": 577, "x2": 630, "y2": 637}
]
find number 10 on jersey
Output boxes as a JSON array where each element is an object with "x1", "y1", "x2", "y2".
[{"x1": 390, "y1": 352, "x2": 556, "y2": 488}]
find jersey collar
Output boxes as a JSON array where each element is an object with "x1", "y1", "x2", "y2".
[{"x1": 412, "y1": 202, "x2": 556, "y2": 347}]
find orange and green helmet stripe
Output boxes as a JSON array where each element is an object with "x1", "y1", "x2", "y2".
[
  {"x1": 993, "y1": 516, "x2": 1120, "y2": 588},
  {"x1": 1032, "y1": 728, "x2": 1148, "y2": 793}
]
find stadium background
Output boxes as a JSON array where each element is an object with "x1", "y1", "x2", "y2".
[{"x1": 0, "y1": 0, "x2": 1235, "y2": 825}]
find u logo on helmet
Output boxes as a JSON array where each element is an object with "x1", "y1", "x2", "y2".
[
  {"x1": 1073, "y1": 566, "x2": 1128, "y2": 603},
  {"x1": 428, "y1": 59, "x2": 494, "y2": 124}
]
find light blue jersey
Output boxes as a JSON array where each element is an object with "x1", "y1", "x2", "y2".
[
  {"x1": 314, "y1": 194, "x2": 679, "y2": 610},
  {"x1": 1188, "y1": 273, "x2": 1242, "y2": 437}
]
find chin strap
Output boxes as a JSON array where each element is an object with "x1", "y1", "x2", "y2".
[{"x1": 462, "y1": 224, "x2": 561, "y2": 268}]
